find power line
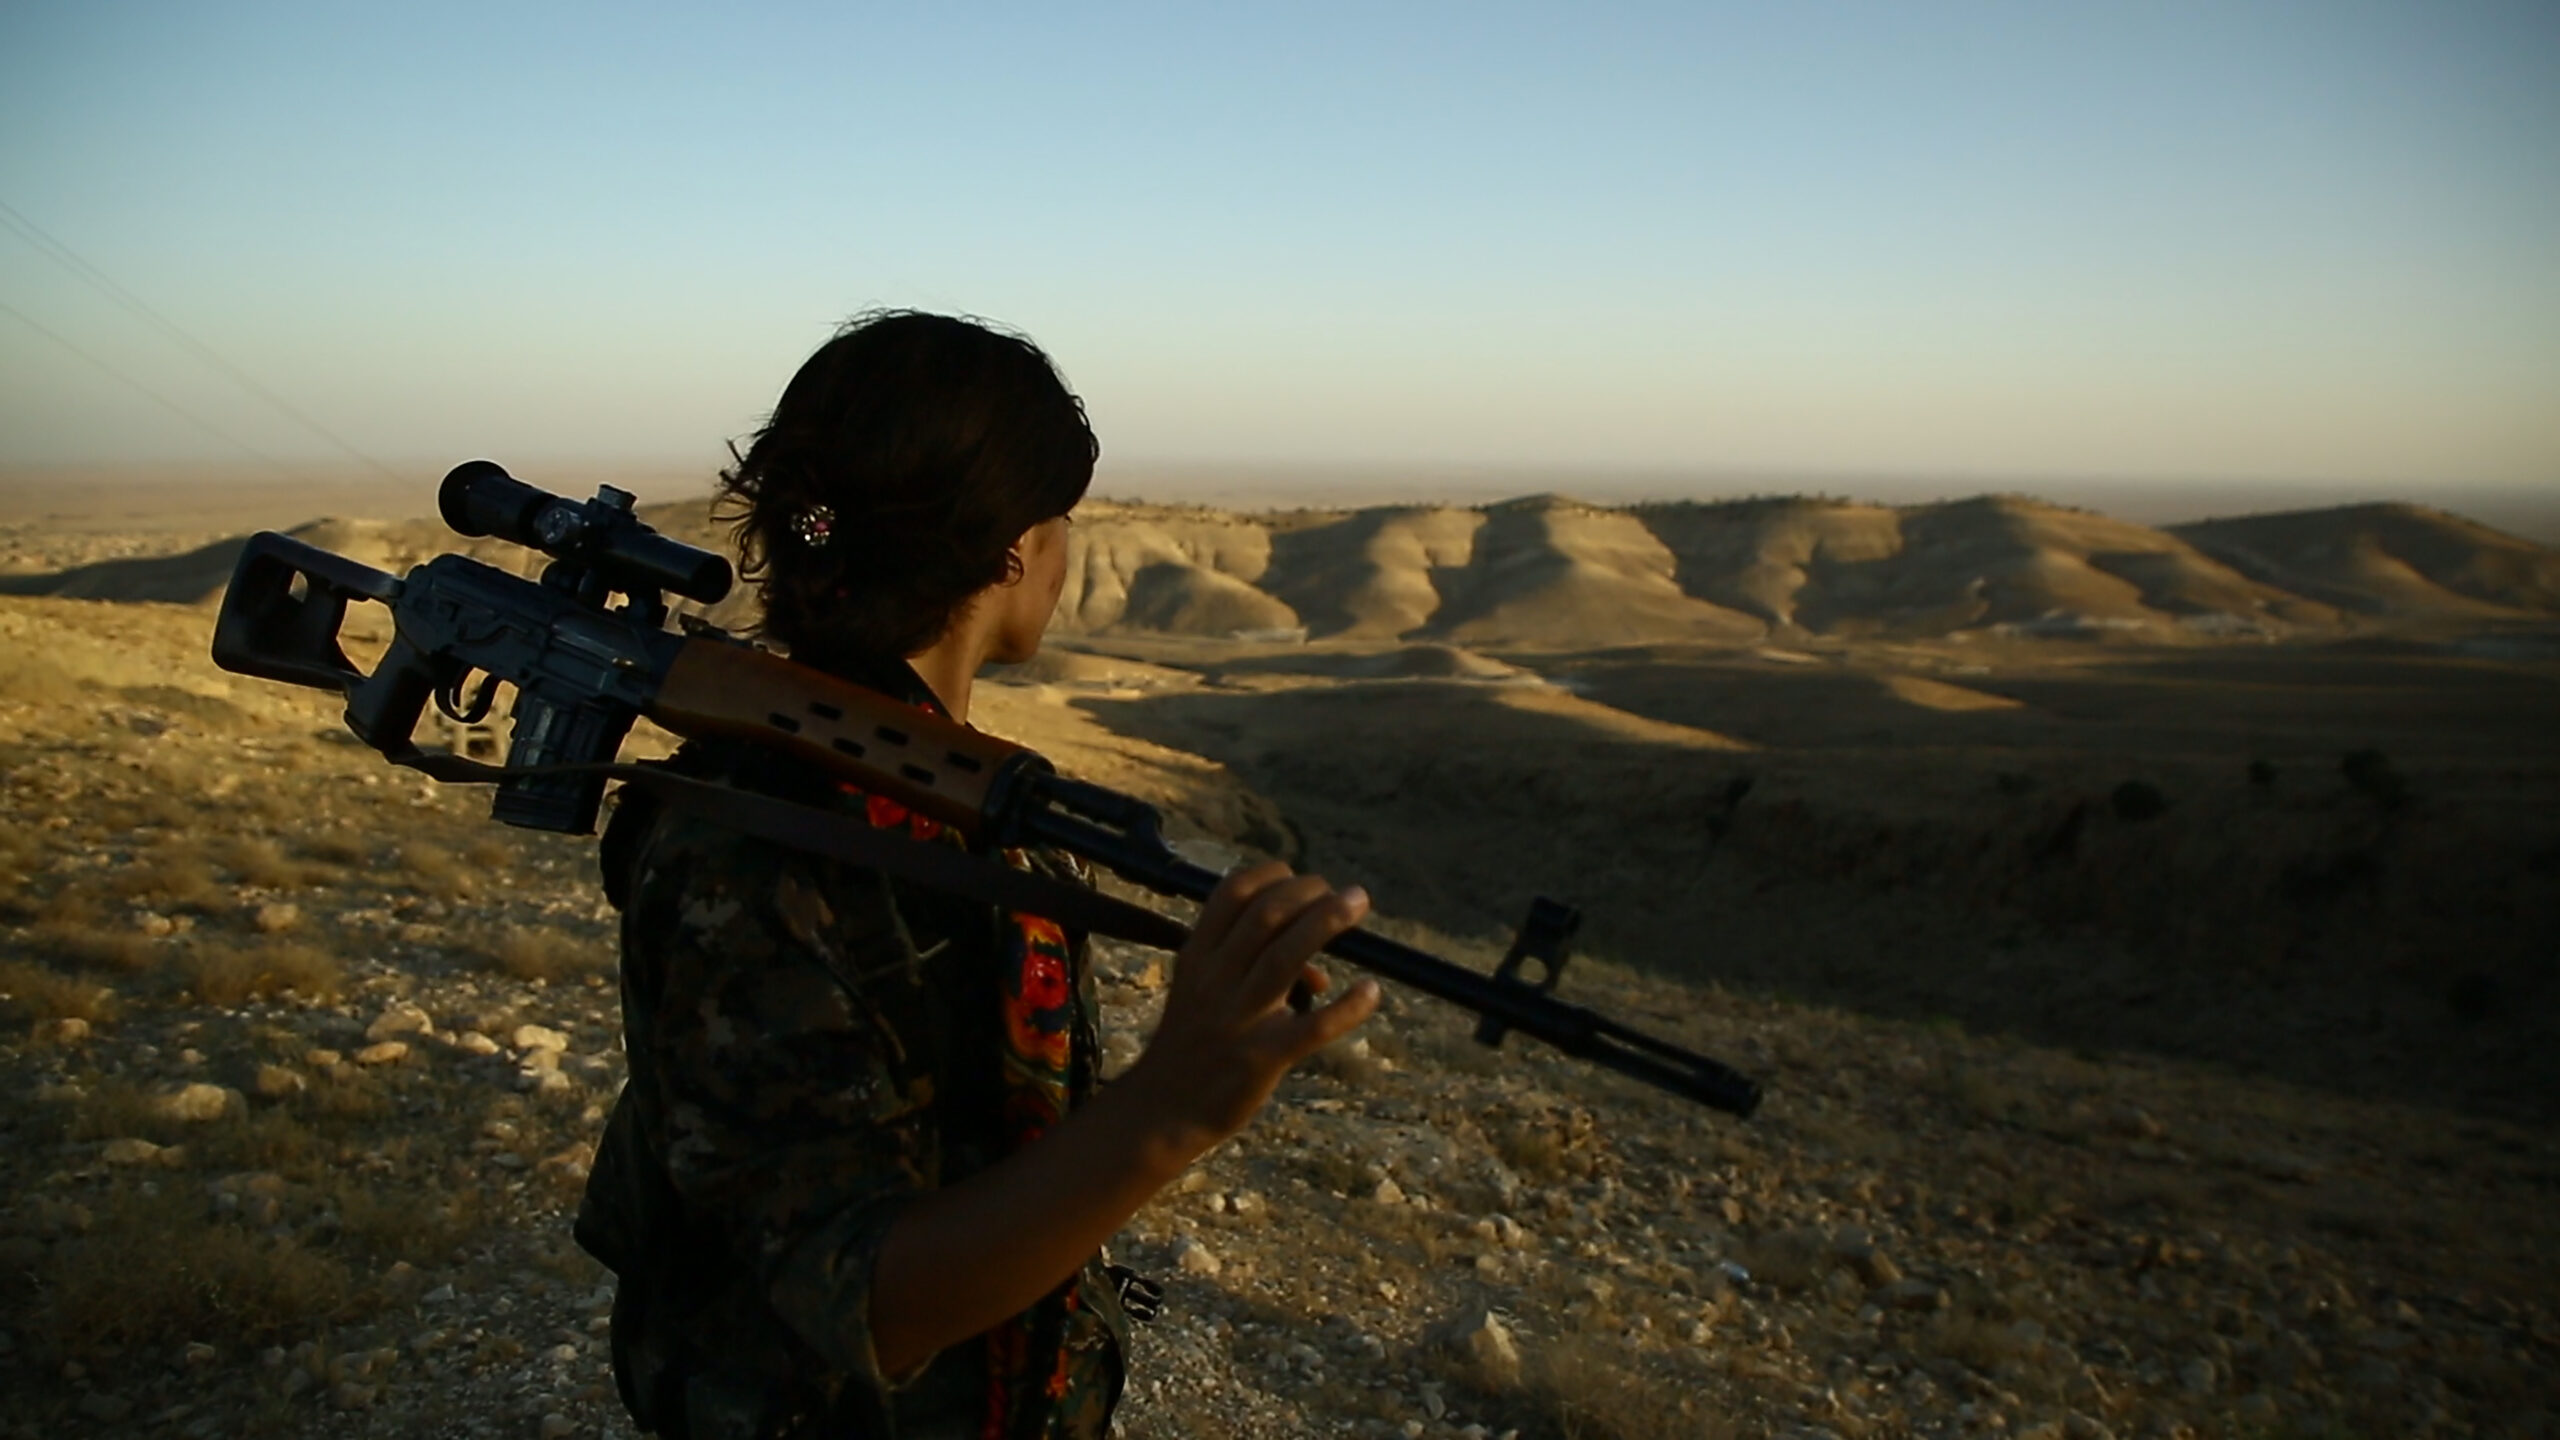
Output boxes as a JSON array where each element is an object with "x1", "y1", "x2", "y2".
[
  {"x1": 0, "y1": 297, "x2": 302, "y2": 474},
  {"x1": 0, "y1": 197, "x2": 411, "y2": 485}
]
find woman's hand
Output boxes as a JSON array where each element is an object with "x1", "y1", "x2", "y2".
[
  {"x1": 1118, "y1": 861, "x2": 1380, "y2": 1158},
  {"x1": 869, "y1": 863, "x2": 1377, "y2": 1376}
]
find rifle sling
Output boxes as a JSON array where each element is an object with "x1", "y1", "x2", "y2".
[{"x1": 392, "y1": 750, "x2": 1195, "y2": 952}]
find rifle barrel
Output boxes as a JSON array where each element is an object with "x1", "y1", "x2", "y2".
[{"x1": 1014, "y1": 785, "x2": 1761, "y2": 1116}]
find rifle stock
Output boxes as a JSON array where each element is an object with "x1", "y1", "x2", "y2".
[{"x1": 649, "y1": 641, "x2": 1046, "y2": 839}]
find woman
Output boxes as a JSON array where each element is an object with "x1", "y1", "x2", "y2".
[{"x1": 576, "y1": 311, "x2": 1378, "y2": 1440}]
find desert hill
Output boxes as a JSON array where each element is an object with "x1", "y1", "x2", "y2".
[
  {"x1": 4, "y1": 492, "x2": 2557, "y2": 654},
  {"x1": 2172, "y1": 502, "x2": 2560, "y2": 619}
]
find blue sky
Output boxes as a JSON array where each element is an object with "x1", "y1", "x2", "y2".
[{"x1": 1, "y1": 1, "x2": 2554, "y2": 499}]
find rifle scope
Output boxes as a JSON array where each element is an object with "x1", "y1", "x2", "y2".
[{"x1": 439, "y1": 460, "x2": 733, "y2": 605}]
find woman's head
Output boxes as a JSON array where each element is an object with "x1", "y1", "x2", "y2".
[{"x1": 719, "y1": 311, "x2": 1096, "y2": 666}]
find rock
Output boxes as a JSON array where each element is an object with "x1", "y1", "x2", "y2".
[
  {"x1": 252, "y1": 1064, "x2": 306, "y2": 1099},
  {"x1": 2247, "y1": 1150, "x2": 2322, "y2": 1184},
  {"x1": 2234, "y1": 1393, "x2": 2279, "y2": 1424},
  {"x1": 330, "y1": 1381, "x2": 377, "y2": 1410},
  {"x1": 153, "y1": 1082, "x2": 244, "y2": 1123},
  {"x1": 304, "y1": 1048, "x2": 342, "y2": 1067},
  {"x1": 77, "y1": 1393, "x2": 132, "y2": 1422},
  {"x1": 522, "y1": 1047, "x2": 563, "y2": 1073},
  {"x1": 1838, "y1": 1241, "x2": 1903, "y2": 1288},
  {"x1": 1874, "y1": 1279, "x2": 1946, "y2": 1312},
  {"x1": 33, "y1": 1017, "x2": 90, "y2": 1046},
  {"x1": 365, "y1": 1003, "x2": 434, "y2": 1042},
  {"x1": 1434, "y1": 1307, "x2": 1523, "y2": 1389},
  {"x1": 454, "y1": 1031, "x2": 501, "y2": 1056},
  {"x1": 513, "y1": 1023, "x2": 571, "y2": 1052},
  {"x1": 539, "y1": 1415, "x2": 576, "y2": 1440},
  {"x1": 2016, "y1": 1424, "x2": 2066, "y2": 1440},
  {"x1": 355, "y1": 1041, "x2": 410, "y2": 1066},
  {"x1": 1720, "y1": 1196, "x2": 1746, "y2": 1225},
  {"x1": 2062, "y1": 1413, "x2": 2117, "y2": 1440},
  {"x1": 139, "y1": 912, "x2": 176, "y2": 937},
  {"x1": 2103, "y1": 1104, "x2": 2165, "y2": 1140},
  {"x1": 1371, "y1": 1177, "x2": 1406, "y2": 1205},
  {"x1": 252, "y1": 903, "x2": 301, "y2": 934},
  {"x1": 2178, "y1": 1358, "x2": 2216, "y2": 1394},
  {"x1": 182, "y1": 1341, "x2": 216, "y2": 1366},
  {"x1": 102, "y1": 1137, "x2": 167, "y2": 1166},
  {"x1": 422, "y1": 1284, "x2": 456, "y2": 1304},
  {"x1": 1227, "y1": 1190, "x2": 1266, "y2": 1219},
  {"x1": 1172, "y1": 1235, "x2": 1221, "y2": 1277}
]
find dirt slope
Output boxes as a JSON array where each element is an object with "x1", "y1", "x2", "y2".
[{"x1": 2173, "y1": 502, "x2": 2560, "y2": 618}]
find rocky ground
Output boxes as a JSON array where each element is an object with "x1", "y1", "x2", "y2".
[{"x1": 1, "y1": 594, "x2": 2556, "y2": 1439}]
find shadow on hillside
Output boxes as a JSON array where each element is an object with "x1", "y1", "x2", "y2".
[
  {"x1": 0, "y1": 537, "x2": 248, "y2": 603},
  {"x1": 1547, "y1": 644, "x2": 2560, "y2": 760},
  {"x1": 1074, "y1": 674, "x2": 2560, "y2": 1124}
]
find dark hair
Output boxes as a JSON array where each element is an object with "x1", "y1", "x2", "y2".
[{"x1": 717, "y1": 310, "x2": 1096, "y2": 666}]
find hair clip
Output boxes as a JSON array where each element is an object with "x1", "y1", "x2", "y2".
[{"x1": 789, "y1": 503, "x2": 836, "y2": 547}]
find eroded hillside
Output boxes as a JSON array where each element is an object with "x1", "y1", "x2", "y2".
[{"x1": 9, "y1": 493, "x2": 2556, "y2": 650}]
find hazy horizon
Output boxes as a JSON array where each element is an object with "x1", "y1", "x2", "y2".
[{"x1": 5, "y1": 458, "x2": 2555, "y2": 546}]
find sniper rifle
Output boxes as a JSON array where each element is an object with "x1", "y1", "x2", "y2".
[{"x1": 209, "y1": 460, "x2": 1762, "y2": 1116}]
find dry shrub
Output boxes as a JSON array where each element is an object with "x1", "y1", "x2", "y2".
[
  {"x1": 0, "y1": 960, "x2": 118, "y2": 1023},
  {"x1": 331, "y1": 1180, "x2": 482, "y2": 1264},
  {"x1": 196, "y1": 1108, "x2": 322, "y2": 1174},
  {"x1": 1506, "y1": 1334, "x2": 1731, "y2": 1440},
  {"x1": 108, "y1": 848, "x2": 225, "y2": 913},
  {"x1": 116, "y1": 683, "x2": 245, "y2": 728},
  {"x1": 306, "y1": 1067, "x2": 388, "y2": 1119},
  {"x1": 1920, "y1": 1304, "x2": 2029, "y2": 1372},
  {"x1": 395, "y1": 842, "x2": 475, "y2": 898},
  {"x1": 477, "y1": 928, "x2": 607, "y2": 982},
  {"x1": 1493, "y1": 1105, "x2": 1606, "y2": 1183},
  {"x1": 181, "y1": 942, "x2": 344, "y2": 1005},
  {"x1": 221, "y1": 837, "x2": 338, "y2": 889},
  {"x1": 35, "y1": 886, "x2": 102, "y2": 927},
  {"x1": 1732, "y1": 1227, "x2": 1830, "y2": 1294},
  {"x1": 304, "y1": 833, "x2": 372, "y2": 867},
  {"x1": 47, "y1": 1185, "x2": 355, "y2": 1359},
  {"x1": 66, "y1": 1079, "x2": 187, "y2": 1144},
  {"x1": 30, "y1": 921, "x2": 161, "y2": 974},
  {"x1": 0, "y1": 652, "x2": 87, "y2": 707}
]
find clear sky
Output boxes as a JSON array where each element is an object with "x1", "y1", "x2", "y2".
[{"x1": 1, "y1": 1, "x2": 2554, "y2": 499}]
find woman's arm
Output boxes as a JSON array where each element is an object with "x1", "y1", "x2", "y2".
[{"x1": 867, "y1": 862, "x2": 1377, "y2": 1378}]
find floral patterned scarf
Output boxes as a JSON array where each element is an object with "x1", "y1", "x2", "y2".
[{"x1": 846, "y1": 788, "x2": 1092, "y2": 1440}]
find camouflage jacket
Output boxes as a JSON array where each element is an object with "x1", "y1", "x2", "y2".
[{"x1": 576, "y1": 661, "x2": 1127, "y2": 1440}]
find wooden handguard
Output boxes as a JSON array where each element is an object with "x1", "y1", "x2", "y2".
[{"x1": 647, "y1": 640, "x2": 1042, "y2": 837}]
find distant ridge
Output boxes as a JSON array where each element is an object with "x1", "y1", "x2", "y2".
[
  {"x1": 6, "y1": 494, "x2": 2555, "y2": 648},
  {"x1": 2171, "y1": 503, "x2": 2560, "y2": 620}
]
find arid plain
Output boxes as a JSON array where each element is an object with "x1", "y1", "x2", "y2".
[{"x1": 1, "y1": 477, "x2": 2555, "y2": 1439}]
